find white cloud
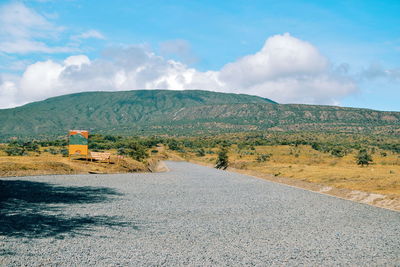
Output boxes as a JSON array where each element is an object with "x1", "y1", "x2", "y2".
[
  {"x1": 71, "y1": 30, "x2": 105, "y2": 41},
  {"x1": 360, "y1": 63, "x2": 400, "y2": 81},
  {"x1": 64, "y1": 55, "x2": 90, "y2": 67},
  {"x1": 0, "y1": 39, "x2": 73, "y2": 54},
  {"x1": 0, "y1": 2, "x2": 72, "y2": 54},
  {"x1": 214, "y1": 33, "x2": 357, "y2": 103},
  {"x1": 20, "y1": 60, "x2": 64, "y2": 101},
  {"x1": 159, "y1": 39, "x2": 197, "y2": 64},
  {"x1": 0, "y1": 73, "x2": 20, "y2": 108},
  {"x1": 0, "y1": 2, "x2": 57, "y2": 39},
  {"x1": 220, "y1": 33, "x2": 328, "y2": 85},
  {"x1": 0, "y1": 33, "x2": 358, "y2": 108}
]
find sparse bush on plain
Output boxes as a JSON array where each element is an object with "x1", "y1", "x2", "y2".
[
  {"x1": 196, "y1": 148, "x2": 206, "y2": 157},
  {"x1": 330, "y1": 147, "x2": 346, "y2": 157},
  {"x1": 356, "y1": 149, "x2": 373, "y2": 166},
  {"x1": 215, "y1": 147, "x2": 229, "y2": 170},
  {"x1": 256, "y1": 153, "x2": 272, "y2": 162},
  {"x1": 5, "y1": 146, "x2": 26, "y2": 156},
  {"x1": 48, "y1": 148, "x2": 58, "y2": 155},
  {"x1": 4, "y1": 141, "x2": 41, "y2": 156},
  {"x1": 60, "y1": 148, "x2": 68, "y2": 157}
]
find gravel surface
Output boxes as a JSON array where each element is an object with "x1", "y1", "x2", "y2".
[{"x1": 1, "y1": 161, "x2": 399, "y2": 266}]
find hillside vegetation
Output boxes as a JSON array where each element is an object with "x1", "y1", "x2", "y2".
[{"x1": 0, "y1": 89, "x2": 399, "y2": 140}]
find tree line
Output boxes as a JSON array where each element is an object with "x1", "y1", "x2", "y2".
[{"x1": 1, "y1": 132, "x2": 398, "y2": 167}]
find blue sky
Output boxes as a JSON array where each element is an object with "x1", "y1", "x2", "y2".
[{"x1": 0, "y1": 0, "x2": 399, "y2": 111}]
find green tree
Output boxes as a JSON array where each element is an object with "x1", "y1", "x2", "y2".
[
  {"x1": 118, "y1": 141, "x2": 148, "y2": 162},
  {"x1": 215, "y1": 147, "x2": 229, "y2": 170},
  {"x1": 168, "y1": 139, "x2": 182, "y2": 151},
  {"x1": 356, "y1": 149, "x2": 373, "y2": 166}
]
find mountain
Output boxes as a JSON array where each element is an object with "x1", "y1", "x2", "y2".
[{"x1": 0, "y1": 89, "x2": 399, "y2": 139}]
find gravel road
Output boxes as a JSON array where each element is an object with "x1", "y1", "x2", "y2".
[{"x1": 1, "y1": 161, "x2": 399, "y2": 266}]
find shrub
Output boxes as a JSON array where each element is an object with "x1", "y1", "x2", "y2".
[
  {"x1": 168, "y1": 140, "x2": 181, "y2": 151},
  {"x1": 48, "y1": 148, "x2": 58, "y2": 155},
  {"x1": 118, "y1": 141, "x2": 148, "y2": 162},
  {"x1": 60, "y1": 148, "x2": 69, "y2": 157},
  {"x1": 117, "y1": 147, "x2": 126, "y2": 155},
  {"x1": 215, "y1": 147, "x2": 229, "y2": 170},
  {"x1": 5, "y1": 146, "x2": 26, "y2": 156},
  {"x1": 330, "y1": 147, "x2": 346, "y2": 157},
  {"x1": 256, "y1": 153, "x2": 272, "y2": 162},
  {"x1": 104, "y1": 135, "x2": 118, "y2": 142},
  {"x1": 237, "y1": 143, "x2": 247, "y2": 150},
  {"x1": 196, "y1": 148, "x2": 206, "y2": 157},
  {"x1": 356, "y1": 149, "x2": 373, "y2": 166},
  {"x1": 18, "y1": 141, "x2": 40, "y2": 152}
]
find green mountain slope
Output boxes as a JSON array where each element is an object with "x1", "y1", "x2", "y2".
[{"x1": 0, "y1": 89, "x2": 398, "y2": 139}]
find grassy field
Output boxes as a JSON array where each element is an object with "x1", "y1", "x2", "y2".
[
  {"x1": 177, "y1": 144, "x2": 400, "y2": 196},
  {"x1": 0, "y1": 147, "x2": 149, "y2": 177}
]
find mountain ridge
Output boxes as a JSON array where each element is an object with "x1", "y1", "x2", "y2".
[{"x1": 0, "y1": 89, "x2": 399, "y2": 139}]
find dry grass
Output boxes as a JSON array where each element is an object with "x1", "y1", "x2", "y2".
[
  {"x1": 182, "y1": 145, "x2": 400, "y2": 196},
  {"x1": 172, "y1": 144, "x2": 400, "y2": 211},
  {"x1": 0, "y1": 150, "x2": 148, "y2": 177}
]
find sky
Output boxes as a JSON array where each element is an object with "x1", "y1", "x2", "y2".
[{"x1": 0, "y1": 0, "x2": 399, "y2": 111}]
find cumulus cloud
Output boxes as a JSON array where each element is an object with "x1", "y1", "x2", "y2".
[
  {"x1": 0, "y1": 33, "x2": 358, "y2": 108},
  {"x1": 219, "y1": 33, "x2": 329, "y2": 85},
  {"x1": 0, "y1": 73, "x2": 20, "y2": 108},
  {"x1": 215, "y1": 33, "x2": 357, "y2": 104}
]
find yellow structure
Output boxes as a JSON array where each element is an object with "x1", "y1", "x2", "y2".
[{"x1": 68, "y1": 130, "x2": 89, "y2": 156}]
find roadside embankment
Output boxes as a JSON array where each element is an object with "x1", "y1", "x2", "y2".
[{"x1": 0, "y1": 154, "x2": 149, "y2": 177}]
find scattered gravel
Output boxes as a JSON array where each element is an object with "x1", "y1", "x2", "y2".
[{"x1": 1, "y1": 161, "x2": 399, "y2": 266}]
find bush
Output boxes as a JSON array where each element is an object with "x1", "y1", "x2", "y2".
[
  {"x1": 60, "y1": 148, "x2": 69, "y2": 157},
  {"x1": 168, "y1": 140, "x2": 181, "y2": 151},
  {"x1": 237, "y1": 143, "x2": 247, "y2": 150},
  {"x1": 196, "y1": 148, "x2": 206, "y2": 157},
  {"x1": 5, "y1": 141, "x2": 40, "y2": 155},
  {"x1": 48, "y1": 148, "x2": 58, "y2": 155},
  {"x1": 356, "y1": 149, "x2": 373, "y2": 166},
  {"x1": 117, "y1": 147, "x2": 126, "y2": 155},
  {"x1": 118, "y1": 141, "x2": 148, "y2": 162},
  {"x1": 330, "y1": 147, "x2": 346, "y2": 157},
  {"x1": 215, "y1": 147, "x2": 229, "y2": 170},
  {"x1": 256, "y1": 153, "x2": 272, "y2": 162},
  {"x1": 5, "y1": 146, "x2": 26, "y2": 156}
]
